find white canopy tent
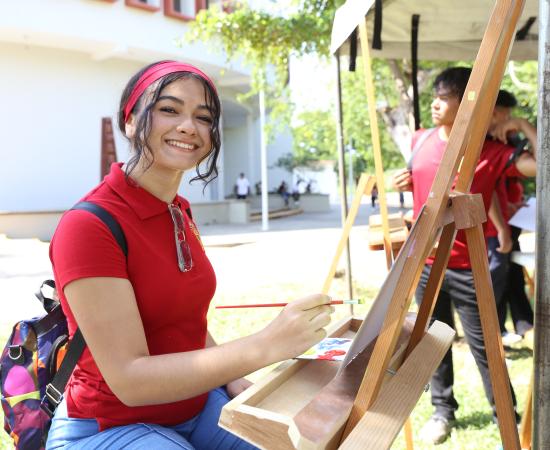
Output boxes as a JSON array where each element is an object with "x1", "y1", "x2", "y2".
[{"x1": 331, "y1": 0, "x2": 539, "y2": 61}]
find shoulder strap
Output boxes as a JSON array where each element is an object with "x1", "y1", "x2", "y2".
[
  {"x1": 407, "y1": 128, "x2": 437, "y2": 171},
  {"x1": 72, "y1": 201, "x2": 128, "y2": 256},
  {"x1": 42, "y1": 201, "x2": 127, "y2": 417},
  {"x1": 504, "y1": 136, "x2": 529, "y2": 170}
]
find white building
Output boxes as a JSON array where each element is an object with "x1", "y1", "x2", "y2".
[{"x1": 0, "y1": 0, "x2": 294, "y2": 238}]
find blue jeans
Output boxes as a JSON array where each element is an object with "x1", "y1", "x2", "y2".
[{"x1": 46, "y1": 388, "x2": 258, "y2": 449}]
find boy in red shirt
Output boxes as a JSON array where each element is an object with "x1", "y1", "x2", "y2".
[
  {"x1": 394, "y1": 68, "x2": 536, "y2": 444},
  {"x1": 486, "y1": 90, "x2": 536, "y2": 342}
]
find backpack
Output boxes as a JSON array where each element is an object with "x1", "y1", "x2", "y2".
[{"x1": 0, "y1": 201, "x2": 127, "y2": 450}]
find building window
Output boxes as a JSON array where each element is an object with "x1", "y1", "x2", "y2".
[
  {"x1": 125, "y1": 0, "x2": 161, "y2": 12},
  {"x1": 164, "y1": 0, "x2": 207, "y2": 21},
  {"x1": 206, "y1": 0, "x2": 235, "y2": 13}
]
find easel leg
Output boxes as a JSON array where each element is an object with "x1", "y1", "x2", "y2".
[
  {"x1": 403, "y1": 419, "x2": 414, "y2": 450},
  {"x1": 321, "y1": 173, "x2": 375, "y2": 295},
  {"x1": 406, "y1": 223, "x2": 456, "y2": 356},
  {"x1": 465, "y1": 223, "x2": 520, "y2": 449},
  {"x1": 519, "y1": 371, "x2": 533, "y2": 449}
]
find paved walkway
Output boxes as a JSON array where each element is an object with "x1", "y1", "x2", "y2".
[{"x1": 0, "y1": 194, "x2": 411, "y2": 331}]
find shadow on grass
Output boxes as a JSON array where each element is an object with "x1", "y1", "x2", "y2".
[
  {"x1": 455, "y1": 410, "x2": 494, "y2": 430},
  {"x1": 504, "y1": 346, "x2": 533, "y2": 360}
]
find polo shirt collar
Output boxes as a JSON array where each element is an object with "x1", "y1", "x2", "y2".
[{"x1": 105, "y1": 163, "x2": 190, "y2": 220}]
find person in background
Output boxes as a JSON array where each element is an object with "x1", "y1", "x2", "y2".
[
  {"x1": 46, "y1": 60, "x2": 333, "y2": 449},
  {"x1": 371, "y1": 183, "x2": 378, "y2": 208},
  {"x1": 393, "y1": 67, "x2": 536, "y2": 445},
  {"x1": 234, "y1": 172, "x2": 250, "y2": 200},
  {"x1": 486, "y1": 90, "x2": 536, "y2": 343},
  {"x1": 277, "y1": 181, "x2": 290, "y2": 207}
]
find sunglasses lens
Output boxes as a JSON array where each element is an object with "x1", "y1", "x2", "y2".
[
  {"x1": 169, "y1": 207, "x2": 185, "y2": 229},
  {"x1": 180, "y1": 241, "x2": 193, "y2": 272},
  {"x1": 169, "y1": 204, "x2": 193, "y2": 273}
]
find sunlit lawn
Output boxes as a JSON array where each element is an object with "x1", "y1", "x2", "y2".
[{"x1": 0, "y1": 277, "x2": 532, "y2": 449}]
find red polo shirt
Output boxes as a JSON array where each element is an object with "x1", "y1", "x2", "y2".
[
  {"x1": 410, "y1": 128, "x2": 515, "y2": 269},
  {"x1": 485, "y1": 165, "x2": 524, "y2": 238},
  {"x1": 49, "y1": 163, "x2": 216, "y2": 430}
]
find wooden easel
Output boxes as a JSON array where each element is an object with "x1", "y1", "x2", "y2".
[{"x1": 220, "y1": 1, "x2": 524, "y2": 448}]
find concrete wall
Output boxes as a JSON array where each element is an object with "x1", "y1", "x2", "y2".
[
  {"x1": 0, "y1": 200, "x2": 251, "y2": 241},
  {"x1": 0, "y1": 43, "x2": 137, "y2": 212},
  {"x1": 249, "y1": 194, "x2": 330, "y2": 212}
]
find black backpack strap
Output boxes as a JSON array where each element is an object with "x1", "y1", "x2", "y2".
[
  {"x1": 504, "y1": 136, "x2": 530, "y2": 170},
  {"x1": 42, "y1": 328, "x2": 86, "y2": 417},
  {"x1": 72, "y1": 201, "x2": 128, "y2": 256},
  {"x1": 407, "y1": 127, "x2": 437, "y2": 171},
  {"x1": 42, "y1": 201, "x2": 127, "y2": 417}
]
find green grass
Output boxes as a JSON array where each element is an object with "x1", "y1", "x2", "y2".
[{"x1": 0, "y1": 277, "x2": 533, "y2": 449}]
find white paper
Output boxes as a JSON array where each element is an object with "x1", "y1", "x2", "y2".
[{"x1": 508, "y1": 197, "x2": 536, "y2": 232}]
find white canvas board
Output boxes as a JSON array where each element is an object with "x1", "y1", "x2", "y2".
[{"x1": 508, "y1": 197, "x2": 536, "y2": 232}]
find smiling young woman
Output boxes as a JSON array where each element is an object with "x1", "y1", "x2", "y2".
[{"x1": 46, "y1": 61, "x2": 334, "y2": 449}]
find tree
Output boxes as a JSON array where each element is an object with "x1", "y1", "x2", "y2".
[
  {"x1": 186, "y1": 1, "x2": 342, "y2": 130},
  {"x1": 187, "y1": 3, "x2": 538, "y2": 190}
]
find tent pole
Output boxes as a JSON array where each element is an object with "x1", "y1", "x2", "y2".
[
  {"x1": 411, "y1": 14, "x2": 421, "y2": 130},
  {"x1": 259, "y1": 88, "x2": 269, "y2": 231},
  {"x1": 334, "y1": 51, "x2": 354, "y2": 307},
  {"x1": 534, "y1": 0, "x2": 550, "y2": 447}
]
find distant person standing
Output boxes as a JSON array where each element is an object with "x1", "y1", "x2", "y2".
[
  {"x1": 234, "y1": 173, "x2": 250, "y2": 199},
  {"x1": 399, "y1": 191, "x2": 405, "y2": 208},
  {"x1": 277, "y1": 181, "x2": 290, "y2": 207},
  {"x1": 371, "y1": 183, "x2": 378, "y2": 208}
]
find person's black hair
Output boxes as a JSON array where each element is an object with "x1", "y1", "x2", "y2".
[
  {"x1": 495, "y1": 89, "x2": 518, "y2": 108},
  {"x1": 433, "y1": 67, "x2": 472, "y2": 101},
  {"x1": 118, "y1": 60, "x2": 222, "y2": 185}
]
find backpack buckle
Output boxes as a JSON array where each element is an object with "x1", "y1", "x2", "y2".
[{"x1": 41, "y1": 383, "x2": 63, "y2": 417}]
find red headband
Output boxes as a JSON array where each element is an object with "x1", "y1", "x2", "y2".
[{"x1": 123, "y1": 61, "x2": 217, "y2": 123}]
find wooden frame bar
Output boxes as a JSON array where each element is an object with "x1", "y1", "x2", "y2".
[{"x1": 358, "y1": 24, "x2": 393, "y2": 268}]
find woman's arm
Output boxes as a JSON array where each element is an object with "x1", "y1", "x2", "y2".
[
  {"x1": 205, "y1": 330, "x2": 252, "y2": 398},
  {"x1": 64, "y1": 278, "x2": 332, "y2": 407},
  {"x1": 488, "y1": 191, "x2": 512, "y2": 254}
]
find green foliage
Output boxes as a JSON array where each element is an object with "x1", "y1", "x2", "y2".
[
  {"x1": 185, "y1": 1, "x2": 343, "y2": 134},
  {"x1": 187, "y1": 2, "x2": 538, "y2": 195},
  {"x1": 340, "y1": 59, "x2": 404, "y2": 173},
  {"x1": 279, "y1": 109, "x2": 336, "y2": 171},
  {"x1": 281, "y1": 58, "x2": 406, "y2": 174}
]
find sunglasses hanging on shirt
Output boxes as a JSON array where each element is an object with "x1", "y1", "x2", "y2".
[{"x1": 168, "y1": 203, "x2": 194, "y2": 272}]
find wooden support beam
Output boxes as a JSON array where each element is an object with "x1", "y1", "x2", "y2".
[
  {"x1": 465, "y1": 223, "x2": 520, "y2": 448},
  {"x1": 519, "y1": 372, "x2": 533, "y2": 449},
  {"x1": 321, "y1": 173, "x2": 375, "y2": 294},
  {"x1": 405, "y1": 222, "x2": 455, "y2": 357},
  {"x1": 339, "y1": 321, "x2": 455, "y2": 449},
  {"x1": 358, "y1": 21, "x2": 393, "y2": 269},
  {"x1": 450, "y1": 193, "x2": 487, "y2": 230}
]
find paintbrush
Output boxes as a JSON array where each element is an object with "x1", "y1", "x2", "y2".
[{"x1": 215, "y1": 299, "x2": 362, "y2": 309}]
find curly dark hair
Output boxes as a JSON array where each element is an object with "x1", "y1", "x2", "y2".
[{"x1": 117, "y1": 61, "x2": 222, "y2": 185}]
